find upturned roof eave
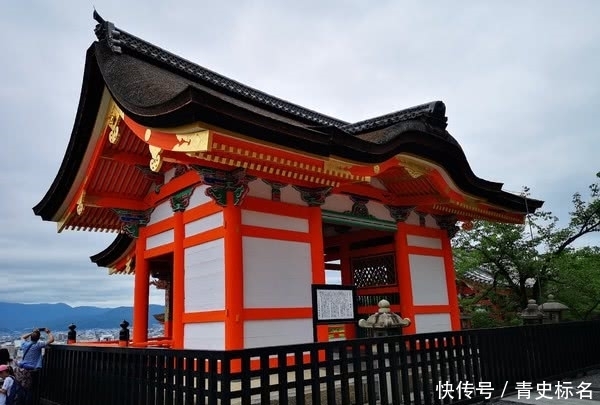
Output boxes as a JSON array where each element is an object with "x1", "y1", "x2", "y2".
[
  {"x1": 90, "y1": 233, "x2": 134, "y2": 268},
  {"x1": 32, "y1": 44, "x2": 106, "y2": 221}
]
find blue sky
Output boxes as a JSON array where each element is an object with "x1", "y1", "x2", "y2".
[{"x1": 1, "y1": 1, "x2": 599, "y2": 307}]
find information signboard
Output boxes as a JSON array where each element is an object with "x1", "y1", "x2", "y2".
[{"x1": 311, "y1": 284, "x2": 357, "y2": 341}]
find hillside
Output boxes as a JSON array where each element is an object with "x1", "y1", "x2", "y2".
[{"x1": 0, "y1": 302, "x2": 165, "y2": 333}]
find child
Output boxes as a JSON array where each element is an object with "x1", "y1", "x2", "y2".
[
  {"x1": 0, "y1": 349, "x2": 12, "y2": 367},
  {"x1": 0, "y1": 364, "x2": 13, "y2": 405}
]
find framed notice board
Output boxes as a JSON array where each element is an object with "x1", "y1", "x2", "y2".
[{"x1": 311, "y1": 284, "x2": 357, "y2": 341}]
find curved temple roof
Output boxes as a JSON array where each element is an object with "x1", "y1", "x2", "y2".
[
  {"x1": 90, "y1": 233, "x2": 134, "y2": 268},
  {"x1": 33, "y1": 12, "x2": 543, "y2": 226}
]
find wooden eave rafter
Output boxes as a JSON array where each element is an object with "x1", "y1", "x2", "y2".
[
  {"x1": 118, "y1": 103, "x2": 371, "y2": 186},
  {"x1": 358, "y1": 154, "x2": 527, "y2": 223},
  {"x1": 63, "y1": 206, "x2": 122, "y2": 232},
  {"x1": 63, "y1": 97, "x2": 527, "y2": 231},
  {"x1": 108, "y1": 255, "x2": 135, "y2": 275},
  {"x1": 57, "y1": 115, "x2": 114, "y2": 232},
  {"x1": 431, "y1": 203, "x2": 524, "y2": 224},
  {"x1": 333, "y1": 182, "x2": 446, "y2": 207},
  {"x1": 99, "y1": 149, "x2": 149, "y2": 167},
  {"x1": 59, "y1": 99, "x2": 161, "y2": 232},
  {"x1": 144, "y1": 169, "x2": 201, "y2": 207},
  {"x1": 123, "y1": 105, "x2": 527, "y2": 223},
  {"x1": 426, "y1": 167, "x2": 525, "y2": 223},
  {"x1": 77, "y1": 191, "x2": 150, "y2": 212}
]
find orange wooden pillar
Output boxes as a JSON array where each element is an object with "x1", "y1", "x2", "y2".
[
  {"x1": 442, "y1": 235, "x2": 461, "y2": 330},
  {"x1": 396, "y1": 222, "x2": 416, "y2": 335},
  {"x1": 224, "y1": 192, "x2": 244, "y2": 349},
  {"x1": 133, "y1": 227, "x2": 149, "y2": 344},
  {"x1": 339, "y1": 237, "x2": 356, "y2": 339},
  {"x1": 171, "y1": 211, "x2": 185, "y2": 348},
  {"x1": 309, "y1": 206, "x2": 329, "y2": 342}
]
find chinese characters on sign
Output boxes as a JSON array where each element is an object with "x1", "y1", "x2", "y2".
[
  {"x1": 311, "y1": 284, "x2": 356, "y2": 343},
  {"x1": 315, "y1": 288, "x2": 354, "y2": 321},
  {"x1": 436, "y1": 381, "x2": 493, "y2": 400},
  {"x1": 436, "y1": 380, "x2": 593, "y2": 400}
]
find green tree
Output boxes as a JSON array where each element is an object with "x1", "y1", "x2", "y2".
[
  {"x1": 550, "y1": 247, "x2": 600, "y2": 319},
  {"x1": 453, "y1": 174, "x2": 600, "y2": 316}
]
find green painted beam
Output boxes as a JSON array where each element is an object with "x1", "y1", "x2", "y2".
[{"x1": 322, "y1": 210, "x2": 396, "y2": 231}]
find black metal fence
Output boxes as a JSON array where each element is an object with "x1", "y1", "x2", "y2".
[{"x1": 38, "y1": 321, "x2": 600, "y2": 405}]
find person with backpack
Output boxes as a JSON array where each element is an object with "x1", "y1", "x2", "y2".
[
  {"x1": 18, "y1": 328, "x2": 54, "y2": 370},
  {"x1": 0, "y1": 364, "x2": 15, "y2": 405},
  {"x1": 15, "y1": 328, "x2": 53, "y2": 405}
]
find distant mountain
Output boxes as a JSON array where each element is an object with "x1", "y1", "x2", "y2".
[{"x1": 0, "y1": 302, "x2": 165, "y2": 333}]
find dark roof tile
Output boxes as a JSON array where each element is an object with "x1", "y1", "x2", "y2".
[
  {"x1": 94, "y1": 11, "x2": 346, "y2": 128},
  {"x1": 90, "y1": 233, "x2": 134, "y2": 267}
]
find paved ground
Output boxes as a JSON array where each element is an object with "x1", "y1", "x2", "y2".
[{"x1": 490, "y1": 370, "x2": 600, "y2": 405}]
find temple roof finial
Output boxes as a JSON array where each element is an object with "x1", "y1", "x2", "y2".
[
  {"x1": 92, "y1": 9, "x2": 122, "y2": 54},
  {"x1": 92, "y1": 9, "x2": 105, "y2": 25}
]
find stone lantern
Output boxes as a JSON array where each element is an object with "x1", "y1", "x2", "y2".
[
  {"x1": 519, "y1": 299, "x2": 544, "y2": 325},
  {"x1": 358, "y1": 300, "x2": 411, "y2": 337},
  {"x1": 539, "y1": 294, "x2": 569, "y2": 323},
  {"x1": 459, "y1": 306, "x2": 473, "y2": 329}
]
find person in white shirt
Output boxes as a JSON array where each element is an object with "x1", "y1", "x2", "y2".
[{"x1": 0, "y1": 364, "x2": 14, "y2": 405}]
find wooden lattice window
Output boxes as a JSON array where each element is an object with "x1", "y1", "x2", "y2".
[
  {"x1": 351, "y1": 253, "x2": 396, "y2": 288},
  {"x1": 356, "y1": 293, "x2": 400, "y2": 306}
]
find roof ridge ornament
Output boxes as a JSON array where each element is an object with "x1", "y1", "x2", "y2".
[
  {"x1": 344, "y1": 101, "x2": 448, "y2": 134},
  {"x1": 93, "y1": 10, "x2": 122, "y2": 54}
]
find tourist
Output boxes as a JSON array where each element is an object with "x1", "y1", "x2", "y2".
[
  {"x1": 18, "y1": 328, "x2": 54, "y2": 370},
  {"x1": 0, "y1": 349, "x2": 11, "y2": 367},
  {"x1": 0, "y1": 349, "x2": 12, "y2": 387},
  {"x1": 16, "y1": 328, "x2": 54, "y2": 405},
  {"x1": 0, "y1": 364, "x2": 14, "y2": 405}
]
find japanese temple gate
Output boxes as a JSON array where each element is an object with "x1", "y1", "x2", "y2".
[{"x1": 33, "y1": 13, "x2": 543, "y2": 350}]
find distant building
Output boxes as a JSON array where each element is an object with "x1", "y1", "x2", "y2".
[{"x1": 33, "y1": 13, "x2": 543, "y2": 350}]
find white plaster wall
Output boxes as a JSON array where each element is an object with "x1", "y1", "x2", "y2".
[
  {"x1": 241, "y1": 210, "x2": 309, "y2": 232},
  {"x1": 281, "y1": 186, "x2": 305, "y2": 206},
  {"x1": 183, "y1": 322, "x2": 225, "y2": 350},
  {"x1": 365, "y1": 200, "x2": 394, "y2": 222},
  {"x1": 370, "y1": 178, "x2": 387, "y2": 190},
  {"x1": 149, "y1": 200, "x2": 173, "y2": 225},
  {"x1": 405, "y1": 211, "x2": 421, "y2": 226},
  {"x1": 404, "y1": 212, "x2": 439, "y2": 229},
  {"x1": 247, "y1": 180, "x2": 308, "y2": 206},
  {"x1": 409, "y1": 255, "x2": 449, "y2": 305},
  {"x1": 424, "y1": 215, "x2": 439, "y2": 229},
  {"x1": 243, "y1": 237, "x2": 312, "y2": 308},
  {"x1": 244, "y1": 319, "x2": 313, "y2": 348},
  {"x1": 163, "y1": 167, "x2": 176, "y2": 184},
  {"x1": 415, "y1": 313, "x2": 452, "y2": 333},
  {"x1": 185, "y1": 239, "x2": 225, "y2": 311},
  {"x1": 185, "y1": 212, "x2": 223, "y2": 237},
  {"x1": 188, "y1": 184, "x2": 212, "y2": 209},
  {"x1": 247, "y1": 179, "x2": 272, "y2": 200},
  {"x1": 407, "y1": 235, "x2": 442, "y2": 250},
  {"x1": 146, "y1": 229, "x2": 174, "y2": 249},
  {"x1": 316, "y1": 193, "x2": 395, "y2": 222},
  {"x1": 321, "y1": 194, "x2": 353, "y2": 213}
]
